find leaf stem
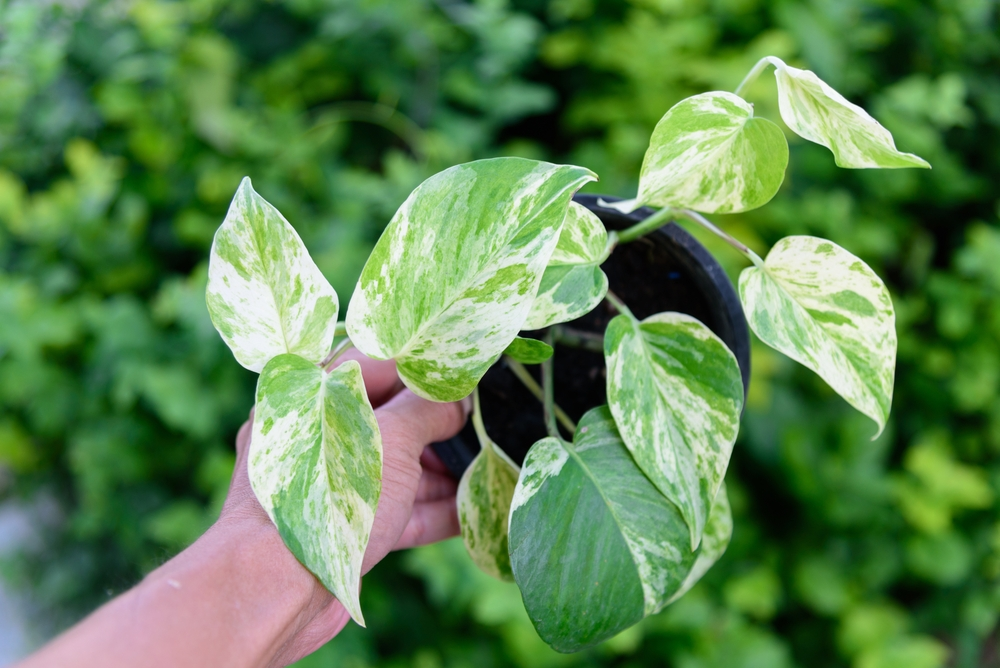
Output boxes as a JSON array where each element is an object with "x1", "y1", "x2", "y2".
[
  {"x1": 541, "y1": 329, "x2": 560, "y2": 439},
  {"x1": 335, "y1": 321, "x2": 348, "y2": 337},
  {"x1": 671, "y1": 209, "x2": 765, "y2": 268},
  {"x1": 323, "y1": 338, "x2": 355, "y2": 371},
  {"x1": 604, "y1": 290, "x2": 634, "y2": 319},
  {"x1": 615, "y1": 207, "x2": 673, "y2": 244},
  {"x1": 735, "y1": 57, "x2": 774, "y2": 98},
  {"x1": 471, "y1": 387, "x2": 492, "y2": 451},
  {"x1": 552, "y1": 325, "x2": 605, "y2": 352},
  {"x1": 504, "y1": 357, "x2": 576, "y2": 435}
]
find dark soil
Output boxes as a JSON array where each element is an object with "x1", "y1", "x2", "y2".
[{"x1": 460, "y1": 227, "x2": 721, "y2": 466}]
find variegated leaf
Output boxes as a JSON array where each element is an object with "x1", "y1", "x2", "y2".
[
  {"x1": 739, "y1": 235, "x2": 896, "y2": 437},
  {"x1": 250, "y1": 354, "x2": 382, "y2": 626},
  {"x1": 636, "y1": 91, "x2": 788, "y2": 214},
  {"x1": 605, "y1": 312, "x2": 743, "y2": 550},
  {"x1": 458, "y1": 436, "x2": 520, "y2": 581},
  {"x1": 503, "y1": 336, "x2": 553, "y2": 364},
  {"x1": 523, "y1": 202, "x2": 610, "y2": 330},
  {"x1": 508, "y1": 407, "x2": 696, "y2": 652},
  {"x1": 346, "y1": 158, "x2": 596, "y2": 402},
  {"x1": 207, "y1": 177, "x2": 339, "y2": 372},
  {"x1": 665, "y1": 484, "x2": 733, "y2": 606},
  {"x1": 549, "y1": 201, "x2": 608, "y2": 265},
  {"x1": 767, "y1": 57, "x2": 930, "y2": 169}
]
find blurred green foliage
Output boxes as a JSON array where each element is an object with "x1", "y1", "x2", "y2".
[{"x1": 1, "y1": 0, "x2": 998, "y2": 666}]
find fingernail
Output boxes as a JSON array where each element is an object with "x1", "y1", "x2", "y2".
[{"x1": 460, "y1": 395, "x2": 473, "y2": 417}]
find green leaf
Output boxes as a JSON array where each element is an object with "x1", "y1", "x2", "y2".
[
  {"x1": 767, "y1": 57, "x2": 930, "y2": 169},
  {"x1": 346, "y1": 158, "x2": 596, "y2": 402},
  {"x1": 503, "y1": 337, "x2": 553, "y2": 364},
  {"x1": 738, "y1": 235, "x2": 896, "y2": 437},
  {"x1": 665, "y1": 484, "x2": 732, "y2": 605},
  {"x1": 206, "y1": 177, "x2": 339, "y2": 372},
  {"x1": 636, "y1": 91, "x2": 788, "y2": 214},
  {"x1": 523, "y1": 202, "x2": 610, "y2": 330},
  {"x1": 457, "y1": 436, "x2": 520, "y2": 581},
  {"x1": 250, "y1": 354, "x2": 382, "y2": 626},
  {"x1": 509, "y1": 407, "x2": 697, "y2": 652},
  {"x1": 604, "y1": 312, "x2": 743, "y2": 550}
]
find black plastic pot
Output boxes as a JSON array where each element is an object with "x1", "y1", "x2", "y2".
[{"x1": 432, "y1": 194, "x2": 751, "y2": 478}]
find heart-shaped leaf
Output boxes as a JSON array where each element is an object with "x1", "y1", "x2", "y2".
[
  {"x1": 767, "y1": 57, "x2": 930, "y2": 169},
  {"x1": 509, "y1": 407, "x2": 696, "y2": 652},
  {"x1": 605, "y1": 312, "x2": 743, "y2": 550},
  {"x1": 739, "y1": 235, "x2": 896, "y2": 437},
  {"x1": 636, "y1": 91, "x2": 789, "y2": 214},
  {"x1": 250, "y1": 354, "x2": 382, "y2": 626},
  {"x1": 503, "y1": 336, "x2": 553, "y2": 364},
  {"x1": 346, "y1": 158, "x2": 596, "y2": 402},
  {"x1": 665, "y1": 483, "x2": 732, "y2": 605},
  {"x1": 523, "y1": 202, "x2": 610, "y2": 330},
  {"x1": 457, "y1": 431, "x2": 520, "y2": 581},
  {"x1": 207, "y1": 177, "x2": 339, "y2": 372}
]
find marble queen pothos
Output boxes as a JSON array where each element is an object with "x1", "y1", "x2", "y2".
[{"x1": 204, "y1": 55, "x2": 925, "y2": 651}]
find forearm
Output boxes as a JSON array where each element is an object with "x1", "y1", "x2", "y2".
[{"x1": 18, "y1": 517, "x2": 346, "y2": 668}]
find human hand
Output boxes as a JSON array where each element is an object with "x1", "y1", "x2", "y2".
[{"x1": 218, "y1": 349, "x2": 470, "y2": 665}]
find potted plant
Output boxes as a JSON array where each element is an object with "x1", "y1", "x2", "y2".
[{"x1": 203, "y1": 56, "x2": 926, "y2": 652}]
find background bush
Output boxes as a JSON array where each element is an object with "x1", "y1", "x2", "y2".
[{"x1": 1, "y1": 0, "x2": 998, "y2": 666}]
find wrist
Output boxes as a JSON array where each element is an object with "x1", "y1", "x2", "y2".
[{"x1": 137, "y1": 515, "x2": 343, "y2": 667}]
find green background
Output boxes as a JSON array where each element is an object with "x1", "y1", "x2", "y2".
[{"x1": 1, "y1": 0, "x2": 998, "y2": 666}]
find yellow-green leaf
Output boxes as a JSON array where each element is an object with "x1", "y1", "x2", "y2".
[
  {"x1": 206, "y1": 178, "x2": 339, "y2": 372},
  {"x1": 767, "y1": 57, "x2": 930, "y2": 169},
  {"x1": 605, "y1": 312, "x2": 743, "y2": 550},
  {"x1": 346, "y1": 158, "x2": 596, "y2": 402},
  {"x1": 250, "y1": 354, "x2": 382, "y2": 626},
  {"x1": 739, "y1": 235, "x2": 896, "y2": 437},
  {"x1": 636, "y1": 91, "x2": 788, "y2": 214}
]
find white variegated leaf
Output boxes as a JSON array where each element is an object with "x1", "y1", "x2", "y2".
[
  {"x1": 739, "y1": 235, "x2": 896, "y2": 437},
  {"x1": 250, "y1": 354, "x2": 382, "y2": 626},
  {"x1": 457, "y1": 435, "x2": 520, "y2": 581},
  {"x1": 346, "y1": 158, "x2": 596, "y2": 402},
  {"x1": 767, "y1": 56, "x2": 930, "y2": 169},
  {"x1": 605, "y1": 312, "x2": 743, "y2": 550},
  {"x1": 636, "y1": 91, "x2": 788, "y2": 214},
  {"x1": 665, "y1": 484, "x2": 733, "y2": 607},
  {"x1": 508, "y1": 407, "x2": 696, "y2": 652},
  {"x1": 523, "y1": 202, "x2": 610, "y2": 330},
  {"x1": 206, "y1": 177, "x2": 339, "y2": 372},
  {"x1": 549, "y1": 202, "x2": 608, "y2": 265}
]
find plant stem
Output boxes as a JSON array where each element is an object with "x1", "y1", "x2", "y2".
[
  {"x1": 471, "y1": 387, "x2": 492, "y2": 451},
  {"x1": 552, "y1": 326, "x2": 605, "y2": 353},
  {"x1": 335, "y1": 321, "x2": 347, "y2": 337},
  {"x1": 323, "y1": 338, "x2": 355, "y2": 371},
  {"x1": 734, "y1": 56, "x2": 774, "y2": 98},
  {"x1": 604, "y1": 290, "x2": 634, "y2": 318},
  {"x1": 541, "y1": 329, "x2": 560, "y2": 439},
  {"x1": 504, "y1": 357, "x2": 577, "y2": 435},
  {"x1": 615, "y1": 207, "x2": 673, "y2": 244},
  {"x1": 671, "y1": 209, "x2": 765, "y2": 267}
]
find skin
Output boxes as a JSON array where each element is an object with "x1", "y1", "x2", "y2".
[{"x1": 17, "y1": 350, "x2": 471, "y2": 668}]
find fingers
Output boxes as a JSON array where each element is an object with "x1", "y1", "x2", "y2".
[
  {"x1": 415, "y1": 468, "x2": 457, "y2": 503},
  {"x1": 393, "y1": 497, "x2": 460, "y2": 550},
  {"x1": 375, "y1": 391, "x2": 470, "y2": 459},
  {"x1": 419, "y1": 446, "x2": 450, "y2": 475},
  {"x1": 333, "y1": 349, "x2": 403, "y2": 407}
]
